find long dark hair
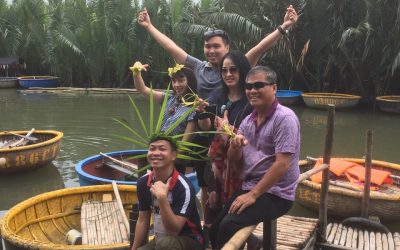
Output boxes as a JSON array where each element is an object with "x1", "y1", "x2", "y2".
[{"x1": 219, "y1": 50, "x2": 251, "y2": 98}]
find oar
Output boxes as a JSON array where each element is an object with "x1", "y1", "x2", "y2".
[{"x1": 4, "y1": 131, "x2": 38, "y2": 141}]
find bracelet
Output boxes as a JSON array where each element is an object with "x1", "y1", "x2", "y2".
[{"x1": 277, "y1": 25, "x2": 288, "y2": 35}]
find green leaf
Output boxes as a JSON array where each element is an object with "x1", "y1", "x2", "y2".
[
  {"x1": 128, "y1": 95, "x2": 149, "y2": 137},
  {"x1": 155, "y1": 83, "x2": 172, "y2": 133},
  {"x1": 163, "y1": 104, "x2": 196, "y2": 135},
  {"x1": 112, "y1": 118, "x2": 148, "y2": 144}
]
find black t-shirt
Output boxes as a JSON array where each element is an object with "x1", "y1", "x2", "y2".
[
  {"x1": 208, "y1": 89, "x2": 253, "y2": 128},
  {"x1": 137, "y1": 169, "x2": 204, "y2": 244}
]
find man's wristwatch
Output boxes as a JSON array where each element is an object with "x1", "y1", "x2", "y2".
[{"x1": 277, "y1": 25, "x2": 289, "y2": 35}]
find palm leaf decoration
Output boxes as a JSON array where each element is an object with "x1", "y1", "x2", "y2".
[{"x1": 114, "y1": 81, "x2": 208, "y2": 176}]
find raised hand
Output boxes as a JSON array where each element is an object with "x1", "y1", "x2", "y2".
[
  {"x1": 282, "y1": 5, "x2": 298, "y2": 29},
  {"x1": 129, "y1": 61, "x2": 149, "y2": 76},
  {"x1": 137, "y1": 7, "x2": 152, "y2": 28},
  {"x1": 150, "y1": 178, "x2": 171, "y2": 200}
]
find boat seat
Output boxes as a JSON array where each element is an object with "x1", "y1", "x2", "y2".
[{"x1": 80, "y1": 195, "x2": 130, "y2": 245}]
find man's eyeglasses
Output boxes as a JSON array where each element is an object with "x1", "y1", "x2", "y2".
[
  {"x1": 204, "y1": 29, "x2": 229, "y2": 42},
  {"x1": 245, "y1": 81, "x2": 275, "y2": 90},
  {"x1": 221, "y1": 66, "x2": 238, "y2": 76}
]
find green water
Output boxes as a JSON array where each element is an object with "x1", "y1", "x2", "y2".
[{"x1": 1, "y1": 89, "x2": 400, "y2": 231}]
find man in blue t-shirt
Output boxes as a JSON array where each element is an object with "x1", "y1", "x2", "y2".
[{"x1": 131, "y1": 135, "x2": 204, "y2": 250}]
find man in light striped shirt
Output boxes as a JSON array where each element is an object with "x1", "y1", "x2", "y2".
[{"x1": 131, "y1": 135, "x2": 204, "y2": 250}]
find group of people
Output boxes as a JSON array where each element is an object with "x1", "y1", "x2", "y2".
[{"x1": 131, "y1": 5, "x2": 301, "y2": 250}]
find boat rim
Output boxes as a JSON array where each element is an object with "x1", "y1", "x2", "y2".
[
  {"x1": 299, "y1": 158, "x2": 400, "y2": 201},
  {"x1": 75, "y1": 149, "x2": 147, "y2": 185},
  {"x1": 376, "y1": 95, "x2": 400, "y2": 102},
  {"x1": 301, "y1": 93, "x2": 361, "y2": 99},
  {"x1": 17, "y1": 76, "x2": 59, "y2": 80},
  {"x1": 1, "y1": 184, "x2": 136, "y2": 249},
  {"x1": 0, "y1": 130, "x2": 63, "y2": 153}
]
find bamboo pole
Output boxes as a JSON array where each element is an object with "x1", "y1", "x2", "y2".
[
  {"x1": 345, "y1": 227, "x2": 353, "y2": 247},
  {"x1": 369, "y1": 231, "x2": 376, "y2": 250},
  {"x1": 112, "y1": 181, "x2": 130, "y2": 235},
  {"x1": 81, "y1": 201, "x2": 88, "y2": 245},
  {"x1": 100, "y1": 152, "x2": 138, "y2": 171},
  {"x1": 221, "y1": 225, "x2": 256, "y2": 250},
  {"x1": 333, "y1": 223, "x2": 343, "y2": 245},
  {"x1": 297, "y1": 164, "x2": 329, "y2": 183},
  {"x1": 8, "y1": 128, "x2": 35, "y2": 148},
  {"x1": 376, "y1": 232, "x2": 382, "y2": 250},
  {"x1": 387, "y1": 232, "x2": 394, "y2": 250},
  {"x1": 358, "y1": 230, "x2": 364, "y2": 249},
  {"x1": 318, "y1": 104, "x2": 335, "y2": 241},
  {"x1": 364, "y1": 230, "x2": 369, "y2": 250},
  {"x1": 327, "y1": 223, "x2": 338, "y2": 243},
  {"x1": 381, "y1": 233, "x2": 388, "y2": 250},
  {"x1": 351, "y1": 228, "x2": 358, "y2": 249},
  {"x1": 361, "y1": 130, "x2": 373, "y2": 218}
]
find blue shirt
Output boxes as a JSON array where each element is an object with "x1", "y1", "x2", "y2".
[{"x1": 161, "y1": 94, "x2": 196, "y2": 136}]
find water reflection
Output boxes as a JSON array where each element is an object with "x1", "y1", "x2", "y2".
[
  {"x1": 1, "y1": 89, "x2": 400, "y2": 230},
  {"x1": 0, "y1": 163, "x2": 64, "y2": 210}
]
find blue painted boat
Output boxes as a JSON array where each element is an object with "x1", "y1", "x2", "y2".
[
  {"x1": 18, "y1": 76, "x2": 59, "y2": 88},
  {"x1": 276, "y1": 90, "x2": 303, "y2": 106},
  {"x1": 75, "y1": 149, "x2": 200, "y2": 193}
]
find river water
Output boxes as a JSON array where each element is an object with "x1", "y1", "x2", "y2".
[{"x1": 1, "y1": 89, "x2": 399, "y2": 231}]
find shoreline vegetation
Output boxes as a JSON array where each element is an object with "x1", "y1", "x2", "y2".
[{"x1": 0, "y1": 0, "x2": 399, "y2": 103}]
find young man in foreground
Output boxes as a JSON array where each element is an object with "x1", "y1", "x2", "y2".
[{"x1": 131, "y1": 135, "x2": 204, "y2": 250}]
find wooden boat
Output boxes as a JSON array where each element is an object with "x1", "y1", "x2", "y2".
[
  {"x1": 0, "y1": 77, "x2": 18, "y2": 88},
  {"x1": 0, "y1": 184, "x2": 136, "y2": 249},
  {"x1": 0, "y1": 130, "x2": 63, "y2": 174},
  {"x1": 276, "y1": 90, "x2": 303, "y2": 106},
  {"x1": 376, "y1": 95, "x2": 400, "y2": 114},
  {"x1": 296, "y1": 158, "x2": 400, "y2": 222},
  {"x1": 18, "y1": 76, "x2": 59, "y2": 88},
  {"x1": 76, "y1": 150, "x2": 200, "y2": 193},
  {"x1": 302, "y1": 93, "x2": 361, "y2": 109}
]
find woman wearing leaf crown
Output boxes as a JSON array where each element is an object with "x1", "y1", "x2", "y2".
[{"x1": 130, "y1": 62, "x2": 199, "y2": 172}]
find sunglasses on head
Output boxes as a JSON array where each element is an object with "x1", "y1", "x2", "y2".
[
  {"x1": 245, "y1": 81, "x2": 274, "y2": 90},
  {"x1": 204, "y1": 29, "x2": 229, "y2": 41},
  {"x1": 221, "y1": 66, "x2": 238, "y2": 76}
]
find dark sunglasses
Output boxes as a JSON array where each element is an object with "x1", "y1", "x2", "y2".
[
  {"x1": 221, "y1": 66, "x2": 238, "y2": 75},
  {"x1": 204, "y1": 29, "x2": 229, "y2": 41},
  {"x1": 245, "y1": 81, "x2": 274, "y2": 90}
]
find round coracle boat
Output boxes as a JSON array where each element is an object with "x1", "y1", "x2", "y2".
[
  {"x1": 375, "y1": 95, "x2": 400, "y2": 114},
  {"x1": 276, "y1": 90, "x2": 303, "y2": 106},
  {"x1": 0, "y1": 130, "x2": 63, "y2": 174},
  {"x1": 0, "y1": 77, "x2": 18, "y2": 88},
  {"x1": 76, "y1": 150, "x2": 200, "y2": 194},
  {"x1": 18, "y1": 76, "x2": 59, "y2": 88},
  {"x1": 296, "y1": 158, "x2": 400, "y2": 222},
  {"x1": 1, "y1": 184, "x2": 137, "y2": 250},
  {"x1": 302, "y1": 93, "x2": 361, "y2": 109}
]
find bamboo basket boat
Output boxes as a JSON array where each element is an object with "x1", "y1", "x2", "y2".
[
  {"x1": 1, "y1": 184, "x2": 137, "y2": 250},
  {"x1": 18, "y1": 76, "x2": 59, "y2": 88},
  {"x1": 0, "y1": 130, "x2": 63, "y2": 174},
  {"x1": 276, "y1": 90, "x2": 303, "y2": 106},
  {"x1": 376, "y1": 95, "x2": 400, "y2": 114},
  {"x1": 0, "y1": 77, "x2": 18, "y2": 88},
  {"x1": 296, "y1": 158, "x2": 400, "y2": 222},
  {"x1": 302, "y1": 93, "x2": 361, "y2": 109}
]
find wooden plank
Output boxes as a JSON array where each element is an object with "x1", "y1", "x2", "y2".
[
  {"x1": 345, "y1": 227, "x2": 353, "y2": 248},
  {"x1": 81, "y1": 201, "x2": 88, "y2": 245},
  {"x1": 339, "y1": 226, "x2": 348, "y2": 246},
  {"x1": 387, "y1": 232, "x2": 395, "y2": 250},
  {"x1": 369, "y1": 231, "x2": 375, "y2": 250},
  {"x1": 358, "y1": 230, "x2": 364, "y2": 250},
  {"x1": 394, "y1": 232, "x2": 400, "y2": 249},
  {"x1": 351, "y1": 228, "x2": 358, "y2": 249},
  {"x1": 364, "y1": 230, "x2": 369, "y2": 250},
  {"x1": 327, "y1": 223, "x2": 338, "y2": 244},
  {"x1": 381, "y1": 233, "x2": 388, "y2": 250},
  {"x1": 103, "y1": 161, "x2": 135, "y2": 175},
  {"x1": 375, "y1": 232, "x2": 382, "y2": 250},
  {"x1": 333, "y1": 223, "x2": 343, "y2": 245},
  {"x1": 112, "y1": 181, "x2": 130, "y2": 235}
]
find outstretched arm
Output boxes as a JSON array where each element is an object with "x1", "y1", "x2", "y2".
[
  {"x1": 138, "y1": 8, "x2": 188, "y2": 64},
  {"x1": 131, "y1": 62, "x2": 163, "y2": 104},
  {"x1": 246, "y1": 5, "x2": 298, "y2": 67}
]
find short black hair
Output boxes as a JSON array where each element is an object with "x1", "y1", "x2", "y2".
[
  {"x1": 204, "y1": 29, "x2": 230, "y2": 45},
  {"x1": 170, "y1": 67, "x2": 197, "y2": 98},
  {"x1": 148, "y1": 133, "x2": 178, "y2": 151}
]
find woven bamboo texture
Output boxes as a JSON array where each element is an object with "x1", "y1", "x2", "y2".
[
  {"x1": 0, "y1": 130, "x2": 63, "y2": 174},
  {"x1": 1, "y1": 184, "x2": 137, "y2": 249},
  {"x1": 302, "y1": 93, "x2": 361, "y2": 109},
  {"x1": 326, "y1": 222, "x2": 400, "y2": 249},
  {"x1": 376, "y1": 95, "x2": 400, "y2": 114},
  {"x1": 296, "y1": 158, "x2": 400, "y2": 222},
  {"x1": 244, "y1": 215, "x2": 318, "y2": 250}
]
